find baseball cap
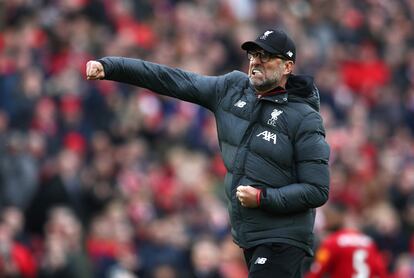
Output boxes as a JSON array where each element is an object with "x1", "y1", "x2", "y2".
[{"x1": 241, "y1": 28, "x2": 296, "y2": 62}]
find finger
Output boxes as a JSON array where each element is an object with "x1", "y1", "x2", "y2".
[
  {"x1": 90, "y1": 66, "x2": 98, "y2": 77},
  {"x1": 86, "y1": 62, "x2": 95, "y2": 75},
  {"x1": 86, "y1": 70, "x2": 94, "y2": 79}
]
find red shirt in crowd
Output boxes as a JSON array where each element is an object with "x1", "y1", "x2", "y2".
[
  {"x1": 306, "y1": 229, "x2": 388, "y2": 278},
  {"x1": 0, "y1": 242, "x2": 37, "y2": 278}
]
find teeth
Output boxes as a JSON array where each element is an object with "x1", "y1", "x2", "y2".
[{"x1": 252, "y1": 69, "x2": 262, "y2": 75}]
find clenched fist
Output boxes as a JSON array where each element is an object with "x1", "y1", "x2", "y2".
[
  {"x1": 86, "y1": 60, "x2": 105, "y2": 80},
  {"x1": 236, "y1": 185, "x2": 261, "y2": 208}
]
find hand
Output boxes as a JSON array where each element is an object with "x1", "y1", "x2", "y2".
[
  {"x1": 236, "y1": 185, "x2": 260, "y2": 208},
  {"x1": 86, "y1": 60, "x2": 105, "y2": 80}
]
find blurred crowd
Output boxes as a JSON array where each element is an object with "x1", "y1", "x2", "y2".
[{"x1": 0, "y1": 0, "x2": 414, "y2": 277}]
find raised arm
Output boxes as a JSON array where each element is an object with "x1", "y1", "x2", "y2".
[{"x1": 86, "y1": 57, "x2": 227, "y2": 111}]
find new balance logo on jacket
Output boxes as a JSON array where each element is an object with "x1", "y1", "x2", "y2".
[
  {"x1": 254, "y1": 257, "x2": 268, "y2": 265},
  {"x1": 234, "y1": 100, "x2": 247, "y2": 108}
]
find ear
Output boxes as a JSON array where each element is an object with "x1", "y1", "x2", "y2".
[{"x1": 284, "y1": 61, "x2": 294, "y2": 75}]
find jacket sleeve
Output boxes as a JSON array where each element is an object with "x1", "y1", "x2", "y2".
[
  {"x1": 260, "y1": 111, "x2": 330, "y2": 214},
  {"x1": 98, "y1": 56, "x2": 227, "y2": 111}
]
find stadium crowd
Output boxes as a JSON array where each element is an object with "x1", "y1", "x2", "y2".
[{"x1": 0, "y1": 0, "x2": 414, "y2": 277}]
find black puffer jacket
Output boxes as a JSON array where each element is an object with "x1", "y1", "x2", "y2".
[{"x1": 98, "y1": 57, "x2": 330, "y2": 255}]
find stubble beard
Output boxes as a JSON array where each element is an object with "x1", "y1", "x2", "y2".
[
  {"x1": 250, "y1": 78, "x2": 277, "y2": 92},
  {"x1": 249, "y1": 64, "x2": 283, "y2": 93},
  {"x1": 250, "y1": 70, "x2": 283, "y2": 93}
]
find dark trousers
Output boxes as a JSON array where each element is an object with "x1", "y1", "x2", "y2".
[{"x1": 243, "y1": 243, "x2": 307, "y2": 278}]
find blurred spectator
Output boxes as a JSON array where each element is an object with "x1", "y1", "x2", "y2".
[
  {"x1": 30, "y1": 97, "x2": 60, "y2": 154},
  {"x1": 0, "y1": 0, "x2": 414, "y2": 276},
  {"x1": 0, "y1": 219, "x2": 37, "y2": 278},
  {"x1": 38, "y1": 206, "x2": 91, "y2": 278},
  {"x1": 25, "y1": 148, "x2": 87, "y2": 234},
  {"x1": 87, "y1": 201, "x2": 141, "y2": 277},
  {"x1": 217, "y1": 236, "x2": 248, "y2": 278},
  {"x1": 364, "y1": 202, "x2": 411, "y2": 270},
  {"x1": 137, "y1": 215, "x2": 190, "y2": 277},
  {"x1": 0, "y1": 131, "x2": 39, "y2": 209},
  {"x1": 2, "y1": 206, "x2": 28, "y2": 246},
  {"x1": 390, "y1": 254, "x2": 414, "y2": 278},
  {"x1": 58, "y1": 94, "x2": 92, "y2": 143},
  {"x1": 189, "y1": 237, "x2": 223, "y2": 278},
  {"x1": 305, "y1": 202, "x2": 389, "y2": 278}
]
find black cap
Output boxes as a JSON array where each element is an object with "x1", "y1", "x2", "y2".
[{"x1": 241, "y1": 28, "x2": 296, "y2": 62}]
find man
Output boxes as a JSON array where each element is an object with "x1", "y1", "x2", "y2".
[
  {"x1": 305, "y1": 203, "x2": 389, "y2": 278},
  {"x1": 86, "y1": 28, "x2": 330, "y2": 277}
]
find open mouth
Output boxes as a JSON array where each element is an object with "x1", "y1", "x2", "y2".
[{"x1": 251, "y1": 69, "x2": 263, "y2": 76}]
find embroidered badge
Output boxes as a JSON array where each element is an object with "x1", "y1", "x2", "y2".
[{"x1": 267, "y1": 109, "x2": 283, "y2": 126}]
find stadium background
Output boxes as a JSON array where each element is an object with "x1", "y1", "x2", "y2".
[{"x1": 0, "y1": 0, "x2": 413, "y2": 277}]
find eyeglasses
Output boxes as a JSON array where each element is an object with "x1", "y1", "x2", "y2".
[{"x1": 247, "y1": 50, "x2": 285, "y2": 63}]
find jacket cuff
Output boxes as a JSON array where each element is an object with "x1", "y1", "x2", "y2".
[
  {"x1": 256, "y1": 189, "x2": 262, "y2": 207},
  {"x1": 97, "y1": 58, "x2": 111, "y2": 79}
]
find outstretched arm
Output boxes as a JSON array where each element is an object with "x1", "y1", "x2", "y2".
[{"x1": 86, "y1": 57, "x2": 228, "y2": 111}]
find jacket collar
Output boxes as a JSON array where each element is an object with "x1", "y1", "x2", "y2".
[{"x1": 256, "y1": 86, "x2": 288, "y2": 104}]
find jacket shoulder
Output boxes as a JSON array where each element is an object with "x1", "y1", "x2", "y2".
[
  {"x1": 287, "y1": 102, "x2": 326, "y2": 140},
  {"x1": 290, "y1": 101, "x2": 319, "y2": 117},
  {"x1": 223, "y1": 70, "x2": 249, "y2": 87},
  {"x1": 217, "y1": 70, "x2": 250, "y2": 97},
  {"x1": 287, "y1": 101, "x2": 321, "y2": 127}
]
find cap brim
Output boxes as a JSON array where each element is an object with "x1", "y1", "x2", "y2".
[{"x1": 241, "y1": 41, "x2": 279, "y2": 54}]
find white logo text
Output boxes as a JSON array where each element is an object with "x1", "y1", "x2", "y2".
[
  {"x1": 234, "y1": 100, "x2": 247, "y2": 108},
  {"x1": 260, "y1": 31, "x2": 274, "y2": 40},
  {"x1": 257, "y1": 131, "x2": 277, "y2": 144},
  {"x1": 254, "y1": 257, "x2": 268, "y2": 265}
]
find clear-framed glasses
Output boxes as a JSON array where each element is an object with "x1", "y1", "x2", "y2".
[{"x1": 247, "y1": 50, "x2": 285, "y2": 63}]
